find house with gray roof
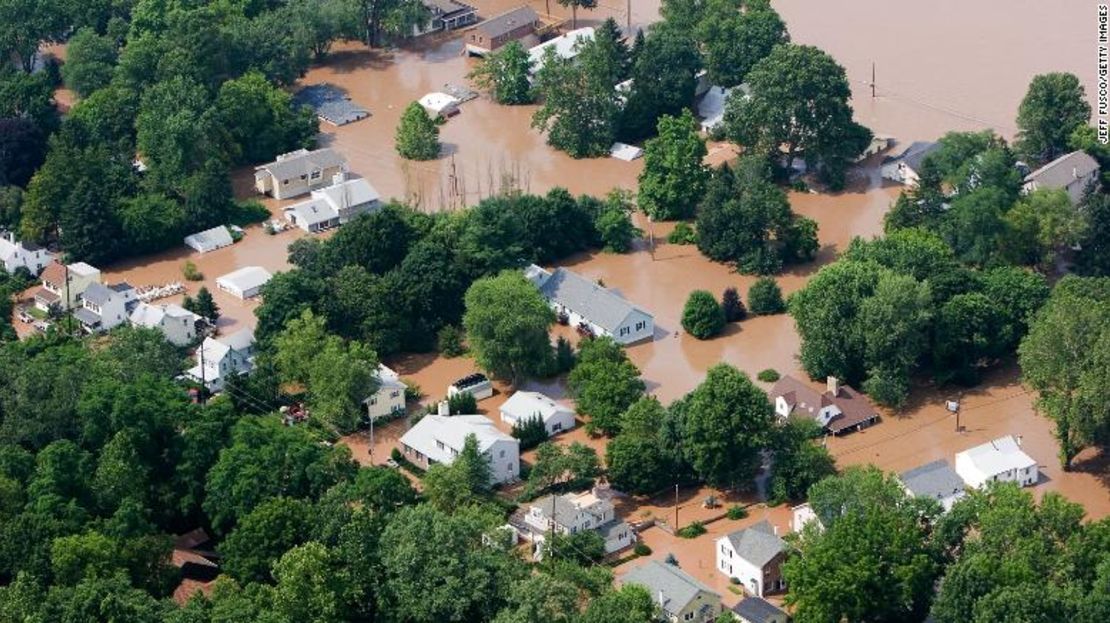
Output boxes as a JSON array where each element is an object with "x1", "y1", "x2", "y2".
[
  {"x1": 620, "y1": 560, "x2": 722, "y2": 623},
  {"x1": 881, "y1": 141, "x2": 940, "y2": 186},
  {"x1": 184, "y1": 328, "x2": 256, "y2": 392},
  {"x1": 254, "y1": 148, "x2": 349, "y2": 200},
  {"x1": 0, "y1": 231, "x2": 52, "y2": 276},
  {"x1": 75, "y1": 282, "x2": 137, "y2": 334},
  {"x1": 1022, "y1": 150, "x2": 1100, "y2": 204},
  {"x1": 524, "y1": 264, "x2": 654, "y2": 345},
  {"x1": 716, "y1": 520, "x2": 788, "y2": 597},
  {"x1": 732, "y1": 597, "x2": 789, "y2": 623},
  {"x1": 414, "y1": 0, "x2": 477, "y2": 36},
  {"x1": 898, "y1": 459, "x2": 966, "y2": 512},
  {"x1": 399, "y1": 414, "x2": 519, "y2": 484},
  {"x1": 465, "y1": 5, "x2": 540, "y2": 56},
  {"x1": 183, "y1": 225, "x2": 234, "y2": 254},
  {"x1": 524, "y1": 487, "x2": 633, "y2": 557}
]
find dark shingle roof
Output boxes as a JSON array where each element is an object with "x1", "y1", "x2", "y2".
[
  {"x1": 733, "y1": 597, "x2": 787, "y2": 623},
  {"x1": 883, "y1": 141, "x2": 939, "y2": 173},
  {"x1": 724, "y1": 521, "x2": 786, "y2": 568},
  {"x1": 621, "y1": 560, "x2": 719, "y2": 616},
  {"x1": 900, "y1": 459, "x2": 966, "y2": 499}
]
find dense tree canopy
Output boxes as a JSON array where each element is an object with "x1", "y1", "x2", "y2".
[
  {"x1": 637, "y1": 110, "x2": 708, "y2": 220},
  {"x1": 1016, "y1": 72, "x2": 1091, "y2": 165}
]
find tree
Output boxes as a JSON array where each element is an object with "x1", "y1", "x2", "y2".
[
  {"x1": 858, "y1": 273, "x2": 933, "y2": 407},
  {"x1": 1016, "y1": 72, "x2": 1091, "y2": 164},
  {"x1": 681, "y1": 290, "x2": 726, "y2": 339},
  {"x1": 190, "y1": 286, "x2": 220, "y2": 322},
  {"x1": 215, "y1": 71, "x2": 318, "y2": 165},
  {"x1": 1077, "y1": 192, "x2": 1110, "y2": 276},
  {"x1": 136, "y1": 77, "x2": 232, "y2": 194},
  {"x1": 468, "y1": 41, "x2": 533, "y2": 105},
  {"x1": 721, "y1": 287, "x2": 746, "y2": 322},
  {"x1": 681, "y1": 364, "x2": 775, "y2": 487},
  {"x1": 748, "y1": 276, "x2": 785, "y2": 315},
  {"x1": 1019, "y1": 276, "x2": 1110, "y2": 468},
  {"x1": 768, "y1": 418, "x2": 835, "y2": 503},
  {"x1": 221, "y1": 497, "x2": 314, "y2": 584},
  {"x1": 697, "y1": 0, "x2": 789, "y2": 88},
  {"x1": 605, "y1": 397, "x2": 675, "y2": 494},
  {"x1": 463, "y1": 271, "x2": 555, "y2": 384},
  {"x1": 271, "y1": 542, "x2": 352, "y2": 623},
  {"x1": 579, "y1": 584, "x2": 657, "y2": 623},
  {"x1": 395, "y1": 102, "x2": 440, "y2": 160},
  {"x1": 545, "y1": 530, "x2": 605, "y2": 565},
  {"x1": 526, "y1": 441, "x2": 600, "y2": 495},
  {"x1": 933, "y1": 292, "x2": 1004, "y2": 386},
  {"x1": 785, "y1": 467, "x2": 941, "y2": 623},
  {"x1": 619, "y1": 27, "x2": 701, "y2": 143},
  {"x1": 492, "y1": 574, "x2": 579, "y2": 623},
  {"x1": 595, "y1": 199, "x2": 637, "y2": 253},
  {"x1": 0, "y1": 0, "x2": 68, "y2": 73},
  {"x1": 353, "y1": 0, "x2": 430, "y2": 47},
  {"x1": 274, "y1": 308, "x2": 331, "y2": 386},
  {"x1": 567, "y1": 337, "x2": 645, "y2": 435},
  {"x1": 637, "y1": 110, "x2": 708, "y2": 220},
  {"x1": 306, "y1": 337, "x2": 379, "y2": 434},
  {"x1": 61, "y1": 28, "x2": 117, "y2": 99},
  {"x1": 0, "y1": 118, "x2": 46, "y2": 187},
  {"x1": 557, "y1": 0, "x2": 598, "y2": 28},
  {"x1": 724, "y1": 44, "x2": 871, "y2": 188},
  {"x1": 532, "y1": 44, "x2": 620, "y2": 158},
  {"x1": 1003, "y1": 188, "x2": 1086, "y2": 270},
  {"x1": 511, "y1": 416, "x2": 549, "y2": 451}
]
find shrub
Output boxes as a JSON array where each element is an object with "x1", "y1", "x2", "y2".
[
  {"x1": 676, "y1": 521, "x2": 707, "y2": 539},
  {"x1": 395, "y1": 102, "x2": 440, "y2": 161},
  {"x1": 681, "y1": 290, "x2": 726, "y2": 339},
  {"x1": 437, "y1": 325, "x2": 466, "y2": 357},
  {"x1": 721, "y1": 287, "x2": 746, "y2": 322},
  {"x1": 554, "y1": 336, "x2": 576, "y2": 373},
  {"x1": 182, "y1": 260, "x2": 203, "y2": 281},
  {"x1": 390, "y1": 447, "x2": 403, "y2": 462},
  {"x1": 757, "y1": 369, "x2": 780, "y2": 383},
  {"x1": 403, "y1": 382, "x2": 422, "y2": 402},
  {"x1": 748, "y1": 277, "x2": 785, "y2": 315},
  {"x1": 633, "y1": 542, "x2": 652, "y2": 556},
  {"x1": 667, "y1": 222, "x2": 697, "y2": 245},
  {"x1": 447, "y1": 392, "x2": 478, "y2": 415},
  {"x1": 229, "y1": 199, "x2": 270, "y2": 225},
  {"x1": 726, "y1": 505, "x2": 748, "y2": 520},
  {"x1": 511, "y1": 416, "x2": 550, "y2": 451}
]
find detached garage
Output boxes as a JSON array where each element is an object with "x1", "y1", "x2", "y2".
[
  {"x1": 184, "y1": 226, "x2": 234, "y2": 254},
  {"x1": 215, "y1": 266, "x2": 272, "y2": 300},
  {"x1": 499, "y1": 391, "x2": 576, "y2": 436}
]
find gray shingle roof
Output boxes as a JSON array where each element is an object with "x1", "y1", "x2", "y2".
[
  {"x1": 733, "y1": 597, "x2": 786, "y2": 623},
  {"x1": 256, "y1": 149, "x2": 347, "y2": 182},
  {"x1": 530, "y1": 494, "x2": 583, "y2": 528},
  {"x1": 1024, "y1": 150, "x2": 1100, "y2": 189},
  {"x1": 899, "y1": 459, "x2": 966, "y2": 500},
  {"x1": 884, "y1": 141, "x2": 939, "y2": 173},
  {"x1": 526, "y1": 265, "x2": 649, "y2": 335},
  {"x1": 620, "y1": 560, "x2": 719, "y2": 615},
  {"x1": 725, "y1": 521, "x2": 786, "y2": 568},
  {"x1": 476, "y1": 6, "x2": 538, "y2": 39},
  {"x1": 81, "y1": 282, "x2": 113, "y2": 306}
]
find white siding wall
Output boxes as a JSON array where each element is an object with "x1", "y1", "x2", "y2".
[
  {"x1": 486, "y1": 439, "x2": 520, "y2": 484},
  {"x1": 366, "y1": 386, "x2": 406, "y2": 420}
]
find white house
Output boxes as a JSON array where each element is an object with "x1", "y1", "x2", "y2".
[
  {"x1": 418, "y1": 92, "x2": 461, "y2": 118},
  {"x1": 898, "y1": 459, "x2": 967, "y2": 512},
  {"x1": 524, "y1": 264, "x2": 654, "y2": 345},
  {"x1": 413, "y1": 0, "x2": 477, "y2": 36},
  {"x1": 499, "y1": 391, "x2": 575, "y2": 436},
  {"x1": 789, "y1": 502, "x2": 822, "y2": 533},
  {"x1": 34, "y1": 261, "x2": 101, "y2": 311},
  {"x1": 254, "y1": 148, "x2": 349, "y2": 200},
  {"x1": 0, "y1": 231, "x2": 52, "y2": 275},
  {"x1": 881, "y1": 141, "x2": 940, "y2": 186},
  {"x1": 215, "y1": 266, "x2": 272, "y2": 300},
  {"x1": 184, "y1": 328, "x2": 255, "y2": 391},
  {"x1": 527, "y1": 27, "x2": 595, "y2": 76},
  {"x1": 399, "y1": 414, "x2": 519, "y2": 484},
  {"x1": 1022, "y1": 150, "x2": 1100, "y2": 204},
  {"x1": 954, "y1": 435, "x2": 1038, "y2": 489},
  {"x1": 284, "y1": 176, "x2": 381, "y2": 233},
  {"x1": 716, "y1": 520, "x2": 788, "y2": 598},
  {"x1": 771, "y1": 375, "x2": 879, "y2": 435},
  {"x1": 183, "y1": 225, "x2": 234, "y2": 254},
  {"x1": 525, "y1": 487, "x2": 634, "y2": 557},
  {"x1": 363, "y1": 364, "x2": 407, "y2": 421},
  {"x1": 130, "y1": 302, "x2": 202, "y2": 347},
  {"x1": 73, "y1": 282, "x2": 137, "y2": 334},
  {"x1": 620, "y1": 560, "x2": 722, "y2": 623}
]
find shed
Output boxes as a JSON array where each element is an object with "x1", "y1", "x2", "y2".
[
  {"x1": 610, "y1": 142, "x2": 643, "y2": 161},
  {"x1": 215, "y1": 266, "x2": 273, "y2": 300},
  {"x1": 499, "y1": 391, "x2": 576, "y2": 435},
  {"x1": 419, "y1": 92, "x2": 461, "y2": 117},
  {"x1": 184, "y1": 225, "x2": 234, "y2": 254}
]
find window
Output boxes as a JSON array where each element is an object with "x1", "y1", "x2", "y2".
[
  {"x1": 635, "y1": 321, "x2": 646, "y2": 331},
  {"x1": 390, "y1": 390, "x2": 400, "y2": 399},
  {"x1": 620, "y1": 327, "x2": 629, "y2": 336},
  {"x1": 368, "y1": 396, "x2": 377, "y2": 405},
  {"x1": 310, "y1": 169, "x2": 322, "y2": 181},
  {"x1": 684, "y1": 612, "x2": 694, "y2": 621},
  {"x1": 499, "y1": 449, "x2": 505, "y2": 458}
]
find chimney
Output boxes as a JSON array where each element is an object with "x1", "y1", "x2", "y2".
[
  {"x1": 773, "y1": 525, "x2": 778, "y2": 536},
  {"x1": 826, "y1": 376, "x2": 840, "y2": 397},
  {"x1": 658, "y1": 590, "x2": 665, "y2": 607},
  {"x1": 1073, "y1": 166, "x2": 1079, "y2": 179},
  {"x1": 1016, "y1": 435, "x2": 1023, "y2": 447},
  {"x1": 332, "y1": 170, "x2": 348, "y2": 185},
  {"x1": 437, "y1": 400, "x2": 450, "y2": 416}
]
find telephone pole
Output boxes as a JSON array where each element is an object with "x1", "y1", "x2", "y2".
[{"x1": 871, "y1": 62, "x2": 876, "y2": 98}]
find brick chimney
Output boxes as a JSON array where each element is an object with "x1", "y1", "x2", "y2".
[{"x1": 826, "y1": 376, "x2": 840, "y2": 397}]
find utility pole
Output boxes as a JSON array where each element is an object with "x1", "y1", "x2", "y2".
[
  {"x1": 871, "y1": 62, "x2": 876, "y2": 98},
  {"x1": 627, "y1": 0, "x2": 631, "y2": 32},
  {"x1": 648, "y1": 214, "x2": 655, "y2": 260},
  {"x1": 673, "y1": 483, "x2": 679, "y2": 531},
  {"x1": 199, "y1": 339, "x2": 207, "y2": 406}
]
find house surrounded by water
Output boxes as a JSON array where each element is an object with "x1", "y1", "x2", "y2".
[
  {"x1": 524, "y1": 264, "x2": 654, "y2": 345},
  {"x1": 283, "y1": 175, "x2": 381, "y2": 233},
  {"x1": 254, "y1": 148, "x2": 349, "y2": 200},
  {"x1": 465, "y1": 5, "x2": 540, "y2": 56},
  {"x1": 881, "y1": 141, "x2": 939, "y2": 186},
  {"x1": 898, "y1": 459, "x2": 967, "y2": 511},
  {"x1": 1022, "y1": 150, "x2": 1100, "y2": 204},
  {"x1": 954, "y1": 435, "x2": 1038, "y2": 489},
  {"x1": 770, "y1": 375, "x2": 879, "y2": 435}
]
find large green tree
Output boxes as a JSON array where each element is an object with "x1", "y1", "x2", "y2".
[
  {"x1": 637, "y1": 110, "x2": 708, "y2": 220},
  {"x1": 1016, "y1": 72, "x2": 1091, "y2": 165},
  {"x1": 467, "y1": 41, "x2": 533, "y2": 105},
  {"x1": 618, "y1": 26, "x2": 701, "y2": 143},
  {"x1": 60, "y1": 28, "x2": 118, "y2": 99},
  {"x1": 567, "y1": 337, "x2": 645, "y2": 435},
  {"x1": 395, "y1": 101, "x2": 440, "y2": 161},
  {"x1": 532, "y1": 43, "x2": 620, "y2": 158},
  {"x1": 697, "y1": 0, "x2": 788, "y2": 88},
  {"x1": 462, "y1": 271, "x2": 555, "y2": 384}
]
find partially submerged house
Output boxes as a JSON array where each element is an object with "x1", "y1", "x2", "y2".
[
  {"x1": 185, "y1": 328, "x2": 256, "y2": 391},
  {"x1": 954, "y1": 435, "x2": 1038, "y2": 489},
  {"x1": 898, "y1": 459, "x2": 967, "y2": 511},
  {"x1": 399, "y1": 414, "x2": 519, "y2": 483},
  {"x1": 696, "y1": 84, "x2": 749, "y2": 134},
  {"x1": 525, "y1": 264, "x2": 654, "y2": 345},
  {"x1": 284, "y1": 175, "x2": 382, "y2": 233},
  {"x1": 499, "y1": 390, "x2": 575, "y2": 435},
  {"x1": 130, "y1": 302, "x2": 202, "y2": 347},
  {"x1": 183, "y1": 225, "x2": 234, "y2": 254},
  {"x1": 448, "y1": 372, "x2": 493, "y2": 400},
  {"x1": 254, "y1": 148, "x2": 349, "y2": 200},
  {"x1": 881, "y1": 141, "x2": 940, "y2": 186},
  {"x1": 527, "y1": 26, "x2": 595, "y2": 75},
  {"x1": 0, "y1": 231, "x2": 52, "y2": 275},
  {"x1": 364, "y1": 364, "x2": 407, "y2": 421},
  {"x1": 293, "y1": 84, "x2": 370, "y2": 127},
  {"x1": 34, "y1": 261, "x2": 101, "y2": 311},
  {"x1": 414, "y1": 0, "x2": 478, "y2": 36},
  {"x1": 465, "y1": 5, "x2": 540, "y2": 56},
  {"x1": 215, "y1": 266, "x2": 272, "y2": 300},
  {"x1": 620, "y1": 560, "x2": 723, "y2": 623},
  {"x1": 770, "y1": 376, "x2": 879, "y2": 435},
  {"x1": 524, "y1": 487, "x2": 634, "y2": 557},
  {"x1": 1022, "y1": 150, "x2": 1100, "y2": 204},
  {"x1": 732, "y1": 597, "x2": 790, "y2": 623},
  {"x1": 716, "y1": 520, "x2": 788, "y2": 598},
  {"x1": 418, "y1": 92, "x2": 462, "y2": 118},
  {"x1": 73, "y1": 282, "x2": 138, "y2": 334}
]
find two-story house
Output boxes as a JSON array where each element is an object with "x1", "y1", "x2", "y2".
[
  {"x1": 399, "y1": 414, "x2": 519, "y2": 484},
  {"x1": 0, "y1": 231, "x2": 52, "y2": 275},
  {"x1": 620, "y1": 560, "x2": 722, "y2": 623},
  {"x1": 283, "y1": 175, "x2": 381, "y2": 233},
  {"x1": 254, "y1": 148, "x2": 349, "y2": 200},
  {"x1": 184, "y1": 328, "x2": 256, "y2": 392},
  {"x1": 73, "y1": 282, "x2": 138, "y2": 333},
  {"x1": 771, "y1": 375, "x2": 879, "y2": 435},
  {"x1": 130, "y1": 302, "x2": 203, "y2": 347},
  {"x1": 363, "y1": 364, "x2": 407, "y2": 421},
  {"x1": 525, "y1": 488, "x2": 634, "y2": 557},
  {"x1": 716, "y1": 521, "x2": 788, "y2": 598},
  {"x1": 955, "y1": 435, "x2": 1038, "y2": 489},
  {"x1": 34, "y1": 261, "x2": 101, "y2": 311},
  {"x1": 1022, "y1": 150, "x2": 1100, "y2": 204}
]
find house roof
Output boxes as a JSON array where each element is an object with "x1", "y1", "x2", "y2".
[
  {"x1": 771, "y1": 375, "x2": 877, "y2": 433},
  {"x1": 733, "y1": 596, "x2": 787, "y2": 623},
  {"x1": 531, "y1": 493, "x2": 586, "y2": 528},
  {"x1": 525, "y1": 264, "x2": 651, "y2": 335},
  {"x1": 596, "y1": 519, "x2": 631, "y2": 541},
  {"x1": 723, "y1": 520, "x2": 786, "y2": 568},
  {"x1": 293, "y1": 85, "x2": 370, "y2": 126},
  {"x1": 475, "y1": 5, "x2": 538, "y2": 39},
  {"x1": 0, "y1": 232, "x2": 45, "y2": 261},
  {"x1": 884, "y1": 141, "x2": 939, "y2": 172},
  {"x1": 1023, "y1": 150, "x2": 1100, "y2": 189},
  {"x1": 184, "y1": 225, "x2": 234, "y2": 251},
  {"x1": 697, "y1": 85, "x2": 730, "y2": 130},
  {"x1": 899, "y1": 459, "x2": 966, "y2": 500},
  {"x1": 621, "y1": 560, "x2": 720, "y2": 616},
  {"x1": 130, "y1": 302, "x2": 199, "y2": 327},
  {"x1": 423, "y1": 0, "x2": 474, "y2": 16},
  {"x1": 312, "y1": 177, "x2": 380, "y2": 210},
  {"x1": 39, "y1": 261, "x2": 66, "y2": 284},
  {"x1": 400, "y1": 415, "x2": 516, "y2": 465},
  {"x1": 81, "y1": 282, "x2": 123, "y2": 306},
  {"x1": 956, "y1": 435, "x2": 1037, "y2": 476},
  {"x1": 500, "y1": 391, "x2": 574, "y2": 424},
  {"x1": 68, "y1": 262, "x2": 99, "y2": 277},
  {"x1": 220, "y1": 328, "x2": 255, "y2": 352},
  {"x1": 255, "y1": 148, "x2": 347, "y2": 181},
  {"x1": 528, "y1": 27, "x2": 594, "y2": 71},
  {"x1": 375, "y1": 364, "x2": 407, "y2": 391},
  {"x1": 216, "y1": 266, "x2": 272, "y2": 293},
  {"x1": 284, "y1": 198, "x2": 339, "y2": 226},
  {"x1": 73, "y1": 306, "x2": 102, "y2": 326}
]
